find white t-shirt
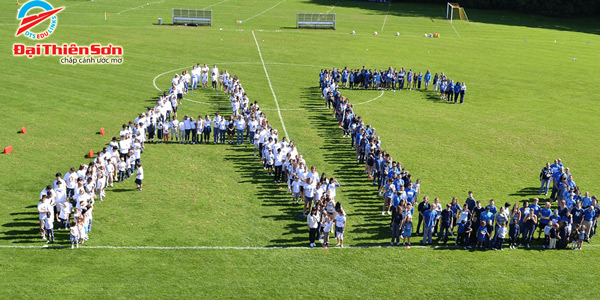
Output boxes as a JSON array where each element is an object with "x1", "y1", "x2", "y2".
[
  {"x1": 335, "y1": 214, "x2": 346, "y2": 228},
  {"x1": 59, "y1": 202, "x2": 73, "y2": 219},
  {"x1": 136, "y1": 167, "x2": 144, "y2": 180}
]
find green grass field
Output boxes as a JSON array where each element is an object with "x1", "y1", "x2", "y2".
[{"x1": 1, "y1": 0, "x2": 600, "y2": 298}]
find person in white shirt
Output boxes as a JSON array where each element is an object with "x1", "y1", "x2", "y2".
[
  {"x1": 303, "y1": 178, "x2": 316, "y2": 218},
  {"x1": 135, "y1": 163, "x2": 144, "y2": 191},
  {"x1": 162, "y1": 120, "x2": 170, "y2": 142},
  {"x1": 58, "y1": 201, "x2": 73, "y2": 230},
  {"x1": 212, "y1": 113, "x2": 221, "y2": 144},
  {"x1": 322, "y1": 214, "x2": 334, "y2": 248},
  {"x1": 334, "y1": 203, "x2": 347, "y2": 247},
  {"x1": 307, "y1": 208, "x2": 320, "y2": 248},
  {"x1": 44, "y1": 212, "x2": 54, "y2": 244},
  {"x1": 117, "y1": 157, "x2": 127, "y2": 182},
  {"x1": 171, "y1": 116, "x2": 180, "y2": 143},
  {"x1": 37, "y1": 196, "x2": 50, "y2": 239},
  {"x1": 235, "y1": 116, "x2": 245, "y2": 145},
  {"x1": 69, "y1": 221, "x2": 79, "y2": 249},
  {"x1": 63, "y1": 167, "x2": 77, "y2": 198},
  {"x1": 211, "y1": 64, "x2": 219, "y2": 89}
]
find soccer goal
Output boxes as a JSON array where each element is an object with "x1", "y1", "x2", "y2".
[
  {"x1": 446, "y1": 3, "x2": 469, "y2": 23},
  {"x1": 297, "y1": 13, "x2": 336, "y2": 30},
  {"x1": 172, "y1": 9, "x2": 212, "y2": 26}
]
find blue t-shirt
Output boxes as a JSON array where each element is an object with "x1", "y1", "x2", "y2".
[
  {"x1": 582, "y1": 197, "x2": 592, "y2": 208},
  {"x1": 529, "y1": 204, "x2": 541, "y2": 216},
  {"x1": 539, "y1": 208, "x2": 552, "y2": 224},
  {"x1": 405, "y1": 188, "x2": 416, "y2": 203},
  {"x1": 584, "y1": 209, "x2": 595, "y2": 221},
  {"x1": 477, "y1": 226, "x2": 488, "y2": 240},
  {"x1": 424, "y1": 73, "x2": 431, "y2": 82},
  {"x1": 550, "y1": 214, "x2": 561, "y2": 224},
  {"x1": 480, "y1": 211, "x2": 493, "y2": 224},
  {"x1": 457, "y1": 222, "x2": 466, "y2": 233},
  {"x1": 423, "y1": 210, "x2": 437, "y2": 228}
]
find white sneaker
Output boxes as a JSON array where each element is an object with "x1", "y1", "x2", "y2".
[
  {"x1": 387, "y1": 211, "x2": 391, "y2": 215},
  {"x1": 76, "y1": 244, "x2": 79, "y2": 248},
  {"x1": 71, "y1": 245, "x2": 74, "y2": 249},
  {"x1": 382, "y1": 211, "x2": 385, "y2": 215}
]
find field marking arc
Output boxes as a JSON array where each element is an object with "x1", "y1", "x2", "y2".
[
  {"x1": 116, "y1": 0, "x2": 164, "y2": 15},
  {"x1": 325, "y1": 1, "x2": 339, "y2": 13},
  {"x1": 204, "y1": 0, "x2": 229, "y2": 10},
  {"x1": 252, "y1": 30, "x2": 290, "y2": 139},
  {"x1": 152, "y1": 62, "x2": 386, "y2": 110},
  {"x1": 243, "y1": 0, "x2": 287, "y2": 23}
]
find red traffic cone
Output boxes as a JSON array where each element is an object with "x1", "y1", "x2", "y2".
[
  {"x1": 87, "y1": 149, "x2": 94, "y2": 158},
  {"x1": 100, "y1": 127, "x2": 105, "y2": 135},
  {"x1": 20, "y1": 126, "x2": 26, "y2": 134},
  {"x1": 3, "y1": 145, "x2": 13, "y2": 154}
]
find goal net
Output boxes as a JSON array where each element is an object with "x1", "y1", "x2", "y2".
[{"x1": 446, "y1": 3, "x2": 469, "y2": 23}]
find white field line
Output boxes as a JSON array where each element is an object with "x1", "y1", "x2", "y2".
[
  {"x1": 1, "y1": 244, "x2": 598, "y2": 250},
  {"x1": 325, "y1": 1, "x2": 339, "y2": 13},
  {"x1": 243, "y1": 0, "x2": 286, "y2": 23},
  {"x1": 354, "y1": 90, "x2": 385, "y2": 105},
  {"x1": 251, "y1": 30, "x2": 290, "y2": 139},
  {"x1": 381, "y1": 3, "x2": 391, "y2": 32},
  {"x1": 450, "y1": 21, "x2": 460, "y2": 38},
  {"x1": 204, "y1": 0, "x2": 229, "y2": 10},
  {"x1": 116, "y1": 0, "x2": 164, "y2": 15}
]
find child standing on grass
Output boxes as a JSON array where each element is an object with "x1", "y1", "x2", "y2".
[
  {"x1": 577, "y1": 225, "x2": 586, "y2": 250},
  {"x1": 477, "y1": 221, "x2": 488, "y2": 249},
  {"x1": 571, "y1": 224, "x2": 580, "y2": 249},
  {"x1": 44, "y1": 212, "x2": 54, "y2": 244},
  {"x1": 549, "y1": 222, "x2": 558, "y2": 249},
  {"x1": 70, "y1": 221, "x2": 79, "y2": 249},
  {"x1": 509, "y1": 218, "x2": 520, "y2": 249},
  {"x1": 543, "y1": 220, "x2": 553, "y2": 249},
  {"x1": 335, "y1": 202, "x2": 346, "y2": 248},
  {"x1": 403, "y1": 214, "x2": 413, "y2": 247},
  {"x1": 292, "y1": 176, "x2": 301, "y2": 205},
  {"x1": 322, "y1": 215, "x2": 334, "y2": 248},
  {"x1": 135, "y1": 163, "x2": 144, "y2": 191}
]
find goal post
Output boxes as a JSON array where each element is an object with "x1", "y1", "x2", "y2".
[
  {"x1": 297, "y1": 13, "x2": 336, "y2": 30},
  {"x1": 446, "y1": 3, "x2": 468, "y2": 23}
]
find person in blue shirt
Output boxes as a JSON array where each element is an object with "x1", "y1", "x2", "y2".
[
  {"x1": 422, "y1": 204, "x2": 437, "y2": 245},
  {"x1": 480, "y1": 206, "x2": 494, "y2": 247},
  {"x1": 446, "y1": 80, "x2": 454, "y2": 102},
  {"x1": 476, "y1": 221, "x2": 489, "y2": 249},
  {"x1": 583, "y1": 205, "x2": 595, "y2": 242},
  {"x1": 405, "y1": 184, "x2": 416, "y2": 205},
  {"x1": 550, "y1": 209, "x2": 561, "y2": 225},
  {"x1": 537, "y1": 201, "x2": 552, "y2": 239},
  {"x1": 424, "y1": 70, "x2": 432, "y2": 90},
  {"x1": 417, "y1": 72, "x2": 423, "y2": 89},
  {"x1": 341, "y1": 68, "x2": 349, "y2": 88},
  {"x1": 582, "y1": 192, "x2": 592, "y2": 209},
  {"x1": 407, "y1": 70, "x2": 413, "y2": 90},
  {"x1": 453, "y1": 81, "x2": 461, "y2": 104}
]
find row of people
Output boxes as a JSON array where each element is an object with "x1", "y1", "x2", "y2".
[{"x1": 320, "y1": 67, "x2": 467, "y2": 103}]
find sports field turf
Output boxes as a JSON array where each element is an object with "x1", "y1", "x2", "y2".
[{"x1": 1, "y1": 0, "x2": 600, "y2": 298}]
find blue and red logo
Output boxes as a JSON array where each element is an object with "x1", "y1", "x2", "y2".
[{"x1": 16, "y1": 0, "x2": 64, "y2": 40}]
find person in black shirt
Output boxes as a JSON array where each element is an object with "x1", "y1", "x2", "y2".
[
  {"x1": 509, "y1": 218, "x2": 520, "y2": 249},
  {"x1": 416, "y1": 196, "x2": 430, "y2": 235},
  {"x1": 465, "y1": 191, "x2": 476, "y2": 212},
  {"x1": 539, "y1": 162, "x2": 553, "y2": 195},
  {"x1": 438, "y1": 203, "x2": 454, "y2": 245}
]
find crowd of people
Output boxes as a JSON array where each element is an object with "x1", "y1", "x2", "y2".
[
  {"x1": 319, "y1": 70, "x2": 597, "y2": 250},
  {"x1": 37, "y1": 63, "x2": 349, "y2": 249},
  {"x1": 319, "y1": 67, "x2": 467, "y2": 103}
]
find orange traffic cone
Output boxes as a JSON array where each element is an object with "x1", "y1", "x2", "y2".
[
  {"x1": 20, "y1": 126, "x2": 26, "y2": 134},
  {"x1": 100, "y1": 127, "x2": 105, "y2": 135},
  {"x1": 87, "y1": 149, "x2": 94, "y2": 158},
  {"x1": 3, "y1": 145, "x2": 13, "y2": 154}
]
